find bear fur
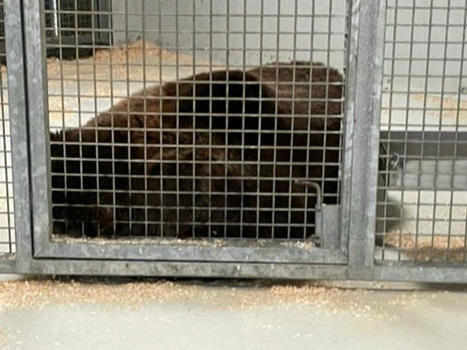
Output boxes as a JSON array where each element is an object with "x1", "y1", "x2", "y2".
[{"x1": 51, "y1": 61, "x2": 345, "y2": 239}]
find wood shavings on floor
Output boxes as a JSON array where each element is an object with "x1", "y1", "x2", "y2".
[
  {"x1": 383, "y1": 232, "x2": 467, "y2": 262},
  {"x1": 0, "y1": 277, "x2": 429, "y2": 321}
]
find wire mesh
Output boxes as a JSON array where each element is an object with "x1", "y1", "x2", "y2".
[
  {"x1": 46, "y1": 0, "x2": 348, "y2": 242},
  {"x1": 0, "y1": 1, "x2": 16, "y2": 257},
  {"x1": 377, "y1": 0, "x2": 467, "y2": 264},
  {"x1": 45, "y1": 0, "x2": 111, "y2": 59},
  {"x1": 45, "y1": 0, "x2": 347, "y2": 239}
]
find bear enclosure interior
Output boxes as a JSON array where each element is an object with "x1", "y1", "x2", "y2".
[{"x1": 0, "y1": 0, "x2": 466, "y2": 280}]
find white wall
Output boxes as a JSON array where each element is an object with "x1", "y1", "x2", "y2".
[
  {"x1": 111, "y1": 0, "x2": 466, "y2": 93},
  {"x1": 111, "y1": 0, "x2": 348, "y2": 69},
  {"x1": 383, "y1": 0, "x2": 466, "y2": 94}
]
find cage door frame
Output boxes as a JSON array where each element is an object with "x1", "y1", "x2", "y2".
[{"x1": 19, "y1": 0, "x2": 350, "y2": 265}]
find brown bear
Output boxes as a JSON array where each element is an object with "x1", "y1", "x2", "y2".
[{"x1": 50, "y1": 61, "x2": 345, "y2": 240}]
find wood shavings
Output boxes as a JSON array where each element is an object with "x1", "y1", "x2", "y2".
[
  {"x1": 0, "y1": 278, "x2": 195, "y2": 311},
  {"x1": 0, "y1": 277, "x2": 426, "y2": 321},
  {"x1": 50, "y1": 236, "x2": 317, "y2": 251},
  {"x1": 46, "y1": 39, "x2": 217, "y2": 127},
  {"x1": 47, "y1": 39, "x2": 211, "y2": 90},
  {"x1": 189, "y1": 281, "x2": 424, "y2": 320},
  {"x1": 51, "y1": 235, "x2": 229, "y2": 247},
  {"x1": 268, "y1": 285, "x2": 379, "y2": 318},
  {"x1": 383, "y1": 231, "x2": 467, "y2": 262},
  {"x1": 279, "y1": 240, "x2": 315, "y2": 249}
]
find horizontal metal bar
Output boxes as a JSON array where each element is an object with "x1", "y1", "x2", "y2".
[
  {"x1": 5, "y1": 257, "x2": 466, "y2": 283},
  {"x1": 381, "y1": 131, "x2": 467, "y2": 158},
  {"x1": 34, "y1": 239, "x2": 347, "y2": 265},
  {"x1": 0, "y1": 258, "x2": 16, "y2": 274},
  {"x1": 381, "y1": 131, "x2": 467, "y2": 190},
  {"x1": 19, "y1": 259, "x2": 349, "y2": 279},
  {"x1": 44, "y1": 11, "x2": 347, "y2": 19}
]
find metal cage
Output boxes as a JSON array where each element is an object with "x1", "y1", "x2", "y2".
[{"x1": 0, "y1": 0, "x2": 466, "y2": 283}]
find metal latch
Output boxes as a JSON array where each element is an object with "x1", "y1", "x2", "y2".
[{"x1": 294, "y1": 179, "x2": 341, "y2": 249}]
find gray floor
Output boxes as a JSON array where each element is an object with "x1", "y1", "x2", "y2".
[{"x1": 0, "y1": 278, "x2": 466, "y2": 350}]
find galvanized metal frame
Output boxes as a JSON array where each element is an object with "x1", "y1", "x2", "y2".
[
  {"x1": 1, "y1": 0, "x2": 466, "y2": 282},
  {"x1": 22, "y1": 0, "x2": 352, "y2": 265},
  {"x1": 1, "y1": 0, "x2": 30, "y2": 274},
  {"x1": 346, "y1": 0, "x2": 385, "y2": 268}
]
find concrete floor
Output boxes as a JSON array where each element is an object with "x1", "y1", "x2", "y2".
[{"x1": 0, "y1": 277, "x2": 466, "y2": 350}]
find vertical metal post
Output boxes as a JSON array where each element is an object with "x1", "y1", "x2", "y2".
[
  {"x1": 4, "y1": 0, "x2": 32, "y2": 271},
  {"x1": 346, "y1": 0, "x2": 384, "y2": 269},
  {"x1": 22, "y1": 0, "x2": 52, "y2": 255},
  {"x1": 51, "y1": 0, "x2": 59, "y2": 37},
  {"x1": 340, "y1": 0, "x2": 359, "y2": 256}
]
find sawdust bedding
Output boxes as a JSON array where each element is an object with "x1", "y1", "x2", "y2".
[
  {"x1": 383, "y1": 232, "x2": 467, "y2": 263},
  {"x1": 0, "y1": 276, "x2": 428, "y2": 321}
]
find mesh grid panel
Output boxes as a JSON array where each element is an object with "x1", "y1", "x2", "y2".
[
  {"x1": 0, "y1": 1, "x2": 15, "y2": 257},
  {"x1": 377, "y1": 0, "x2": 467, "y2": 264},
  {"x1": 45, "y1": 0, "x2": 111, "y2": 59},
  {"x1": 46, "y1": 0, "x2": 348, "y2": 241}
]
